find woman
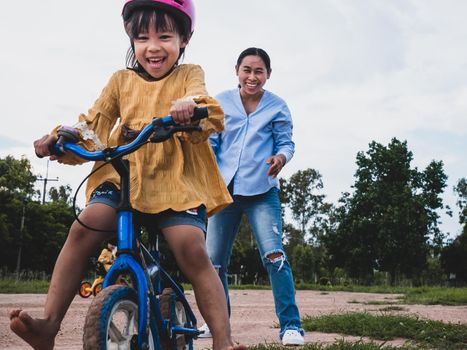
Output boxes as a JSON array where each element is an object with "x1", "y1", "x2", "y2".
[{"x1": 200, "y1": 47, "x2": 304, "y2": 346}]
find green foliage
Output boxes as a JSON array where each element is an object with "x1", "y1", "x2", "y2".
[
  {"x1": 440, "y1": 178, "x2": 467, "y2": 284},
  {"x1": 49, "y1": 184, "x2": 73, "y2": 205},
  {"x1": 0, "y1": 155, "x2": 75, "y2": 274},
  {"x1": 454, "y1": 178, "x2": 466, "y2": 226},
  {"x1": 324, "y1": 139, "x2": 449, "y2": 284},
  {"x1": 0, "y1": 278, "x2": 49, "y2": 293},
  {"x1": 281, "y1": 169, "x2": 332, "y2": 243},
  {"x1": 291, "y1": 244, "x2": 315, "y2": 282},
  {"x1": 0, "y1": 155, "x2": 36, "y2": 196},
  {"x1": 302, "y1": 312, "x2": 467, "y2": 349},
  {"x1": 441, "y1": 230, "x2": 467, "y2": 284},
  {"x1": 402, "y1": 286, "x2": 467, "y2": 305}
]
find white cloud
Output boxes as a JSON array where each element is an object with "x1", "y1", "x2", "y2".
[{"x1": 0, "y1": 0, "x2": 465, "y2": 237}]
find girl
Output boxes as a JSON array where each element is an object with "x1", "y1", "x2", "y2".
[
  {"x1": 10, "y1": 1, "x2": 245, "y2": 350},
  {"x1": 200, "y1": 47, "x2": 305, "y2": 346}
]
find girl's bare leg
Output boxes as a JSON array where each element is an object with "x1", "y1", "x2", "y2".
[
  {"x1": 10, "y1": 203, "x2": 116, "y2": 350},
  {"x1": 163, "y1": 225, "x2": 246, "y2": 350}
]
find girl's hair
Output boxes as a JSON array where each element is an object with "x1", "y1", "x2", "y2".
[
  {"x1": 236, "y1": 47, "x2": 272, "y2": 73},
  {"x1": 124, "y1": 7, "x2": 191, "y2": 73}
]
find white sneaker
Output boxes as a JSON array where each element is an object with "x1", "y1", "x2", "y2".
[
  {"x1": 281, "y1": 329, "x2": 305, "y2": 346},
  {"x1": 197, "y1": 323, "x2": 212, "y2": 338}
]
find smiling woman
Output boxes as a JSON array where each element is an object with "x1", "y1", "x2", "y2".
[{"x1": 201, "y1": 47, "x2": 305, "y2": 346}]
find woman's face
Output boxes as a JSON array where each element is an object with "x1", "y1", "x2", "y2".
[{"x1": 236, "y1": 55, "x2": 270, "y2": 97}]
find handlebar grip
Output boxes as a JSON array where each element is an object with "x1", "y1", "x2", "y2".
[
  {"x1": 191, "y1": 106, "x2": 208, "y2": 122},
  {"x1": 50, "y1": 126, "x2": 81, "y2": 155}
]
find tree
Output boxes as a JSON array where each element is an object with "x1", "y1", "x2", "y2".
[
  {"x1": 0, "y1": 156, "x2": 37, "y2": 272},
  {"x1": 454, "y1": 178, "x2": 467, "y2": 229},
  {"x1": 0, "y1": 155, "x2": 75, "y2": 274},
  {"x1": 325, "y1": 138, "x2": 449, "y2": 284},
  {"x1": 49, "y1": 185, "x2": 73, "y2": 205},
  {"x1": 441, "y1": 178, "x2": 467, "y2": 283},
  {"x1": 282, "y1": 169, "x2": 329, "y2": 243},
  {"x1": 0, "y1": 155, "x2": 36, "y2": 196},
  {"x1": 441, "y1": 230, "x2": 467, "y2": 284},
  {"x1": 291, "y1": 244, "x2": 315, "y2": 283}
]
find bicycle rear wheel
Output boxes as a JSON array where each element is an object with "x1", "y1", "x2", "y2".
[
  {"x1": 79, "y1": 281, "x2": 92, "y2": 298},
  {"x1": 83, "y1": 285, "x2": 157, "y2": 350}
]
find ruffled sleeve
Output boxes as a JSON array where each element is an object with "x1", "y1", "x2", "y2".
[
  {"x1": 51, "y1": 72, "x2": 121, "y2": 165},
  {"x1": 178, "y1": 65, "x2": 224, "y2": 143}
]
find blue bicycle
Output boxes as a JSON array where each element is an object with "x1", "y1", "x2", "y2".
[{"x1": 52, "y1": 108, "x2": 208, "y2": 350}]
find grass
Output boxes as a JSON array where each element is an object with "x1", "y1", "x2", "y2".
[
  {"x1": 302, "y1": 312, "x2": 467, "y2": 349},
  {"x1": 2, "y1": 277, "x2": 467, "y2": 349},
  {"x1": 294, "y1": 283, "x2": 410, "y2": 294},
  {"x1": 378, "y1": 306, "x2": 407, "y2": 312},
  {"x1": 293, "y1": 283, "x2": 467, "y2": 306},
  {"x1": 250, "y1": 341, "x2": 421, "y2": 350},
  {"x1": 2, "y1": 279, "x2": 467, "y2": 307},
  {"x1": 403, "y1": 286, "x2": 467, "y2": 305},
  {"x1": 0, "y1": 278, "x2": 49, "y2": 293}
]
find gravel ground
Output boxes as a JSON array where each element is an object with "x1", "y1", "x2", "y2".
[{"x1": 1, "y1": 289, "x2": 466, "y2": 349}]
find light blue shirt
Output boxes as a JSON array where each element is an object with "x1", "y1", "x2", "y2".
[{"x1": 210, "y1": 88, "x2": 295, "y2": 196}]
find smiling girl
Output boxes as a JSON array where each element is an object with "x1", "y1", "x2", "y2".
[{"x1": 10, "y1": 2, "x2": 244, "y2": 350}]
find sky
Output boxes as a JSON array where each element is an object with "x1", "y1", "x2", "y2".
[{"x1": 0, "y1": 0, "x2": 466, "y2": 239}]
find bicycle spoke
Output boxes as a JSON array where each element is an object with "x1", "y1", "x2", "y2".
[{"x1": 108, "y1": 320, "x2": 125, "y2": 343}]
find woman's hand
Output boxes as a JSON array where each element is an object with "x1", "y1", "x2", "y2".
[
  {"x1": 170, "y1": 99, "x2": 198, "y2": 125},
  {"x1": 266, "y1": 154, "x2": 286, "y2": 178}
]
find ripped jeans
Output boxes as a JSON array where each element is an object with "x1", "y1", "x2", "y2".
[{"x1": 206, "y1": 187, "x2": 303, "y2": 337}]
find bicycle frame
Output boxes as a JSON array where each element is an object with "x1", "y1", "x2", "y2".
[
  {"x1": 103, "y1": 155, "x2": 199, "y2": 348},
  {"x1": 54, "y1": 108, "x2": 207, "y2": 349}
]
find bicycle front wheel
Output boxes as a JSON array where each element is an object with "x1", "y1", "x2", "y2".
[{"x1": 83, "y1": 285, "x2": 157, "y2": 350}]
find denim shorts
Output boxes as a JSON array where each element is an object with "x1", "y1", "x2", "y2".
[{"x1": 88, "y1": 182, "x2": 206, "y2": 232}]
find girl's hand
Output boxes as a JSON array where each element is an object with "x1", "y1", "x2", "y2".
[
  {"x1": 33, "y1": 134, "x2": 60, "y2": 161},
  {"x1": 266, "y1": 154, "x2": 286, "y2": 178},
  {"x1": 170, "y1": 99, "x2": 197, "y2": 125}
]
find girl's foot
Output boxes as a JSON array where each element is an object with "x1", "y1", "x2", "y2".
[{"x1": 9, "y1": 309, "x2": 59, "y2": 350}]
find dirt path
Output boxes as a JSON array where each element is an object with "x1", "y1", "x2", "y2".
[{"x1": 1, "y1": 290, "x2": 466, "y2": 349}]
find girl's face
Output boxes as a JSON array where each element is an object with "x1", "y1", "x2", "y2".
[
  {"x1": 236, "y1": 55, "x2": 271, "y2": 97},
  {"x1": 133, "y1": 22, "x2": 187, "y2": 79}
]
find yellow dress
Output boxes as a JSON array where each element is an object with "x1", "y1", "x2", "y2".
[{"x1": 56, "y1": 64, "x2": 231, "y2": 216}]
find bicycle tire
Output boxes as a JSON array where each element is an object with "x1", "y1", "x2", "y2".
[
  {"x1": 83, "y1": 285, "x2": 156, "y2": 350},
  {"x1": 159, "y1": 287, "x2": 191, "y2": 350},
  {"x1": 79, "y1": 281, "x2": 92, "y2": 298}
]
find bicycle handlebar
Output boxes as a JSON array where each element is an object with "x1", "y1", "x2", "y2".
[{"x1": 50, "y1": 106, "x2": 208, "y2": 161}]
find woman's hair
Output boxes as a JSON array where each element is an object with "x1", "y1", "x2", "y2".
[
  {"x1": 124, "y1": 8, "x2": 191, "y2": 72},
  {"x1": 236, "y1": 47, "x2": 272, "y2": 73}
]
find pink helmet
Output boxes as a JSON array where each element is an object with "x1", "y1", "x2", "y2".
[{"x1": 122, "y1": 0, "x2": 195, "y2": 33}]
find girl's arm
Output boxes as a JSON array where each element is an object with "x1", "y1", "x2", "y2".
[
  {"x1": 176, "y1": 65, "x2": 224, "y2": 143},
  {"x1": 39, "y1": 73, "x2": 121, "y2": 165}
]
